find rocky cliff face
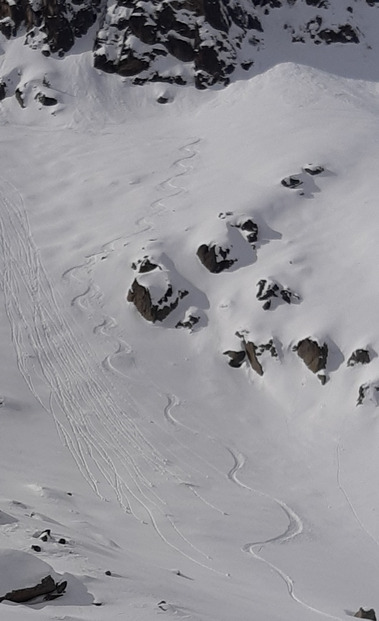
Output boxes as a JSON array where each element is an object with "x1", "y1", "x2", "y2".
[{"x1": 0, "y1": 0, "x2": 378, "y2": 88}]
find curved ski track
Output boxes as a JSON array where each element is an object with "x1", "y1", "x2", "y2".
[
  {"x1": 0, "y1": 177, "x2": 224, "y2": 573},
  {"x1": 227, "y1": 449, "x2": 343, "y2": 621}
]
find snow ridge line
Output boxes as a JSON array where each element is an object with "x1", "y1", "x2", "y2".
[
  {"x1": 0, "y1": 178, "x2": 225, "y2": 572},
  {"x1": 227, "y1": 449, "x2": 344, "y2": 621}
]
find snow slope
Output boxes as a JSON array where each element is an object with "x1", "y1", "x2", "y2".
[{"x1": 1, "y1": 43, "x2": 379, "y2": 621}]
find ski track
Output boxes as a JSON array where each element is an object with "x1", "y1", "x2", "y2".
[
  {"x1": 227, "y1": 449, "x2": 344, "y2": 621},
  {"x1": 0, "y1": 177, "x2": 228, "y2": 574}
]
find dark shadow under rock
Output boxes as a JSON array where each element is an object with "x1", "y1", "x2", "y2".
[
  {"x1": 294, "y1": 338, "x2": 328, "y2": 374},
  {"x1": 223, "y1": 350, "x2": 246, "y2": 368}
]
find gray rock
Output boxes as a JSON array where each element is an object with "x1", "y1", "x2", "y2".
[
  {"x1": 294, "y1": 338, "x2": 328, "y2": 374},
  {"x1": 354, "y1": 609, "x2": 376, "y2": 621},
  {"x1": 244, "y1": 341, "x2": 264, "y2": 376}
]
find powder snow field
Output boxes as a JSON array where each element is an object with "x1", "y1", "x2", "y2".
[{"x1": 2, "y1": 44, "x2": 379, "y2": 620}]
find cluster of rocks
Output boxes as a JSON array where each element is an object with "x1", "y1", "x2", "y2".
[
  {"x1": 224, "y1": 337, "x2": 278, "y2": 376},
  {"x1": 256, "y1": 278, "x2": 300, "y2": 310},
  {"x1": 224, "y1": 334, "x2": 374, "y2": 393},
  {"x1": 0, "y1": 0, "x2": 377, "y2": 91}
]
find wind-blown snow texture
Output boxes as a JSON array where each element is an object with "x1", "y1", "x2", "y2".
[{"x1": 1, "y1": 5, "x2": 379, "y2": 621}]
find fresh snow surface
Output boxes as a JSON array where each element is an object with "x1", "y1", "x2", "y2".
[{"x1": 2, "y1": 43, "x2": 379, "y2": 621}]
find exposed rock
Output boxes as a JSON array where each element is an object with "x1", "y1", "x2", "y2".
[
  {"x1": 256, "y1": 279, "x2": 300, "y2": 310},
  {"x1": 281, "y1": 175, "x2": 303, "y2": 189},
  {"x1": 0, "y1": 80, "x2": 6, "y2": 101},
  {"x1": 131, "y1": 257, "x2": 159, "y2": 273},
  {"x1": 294, "y1": 338, "x2": 328, "y2": 374},
  {"x1": 234, "y1": 218, "x2": 258, "y2": 244},
  {"x1": 127, "y1": 263, "x2": 188, "y2": 323},
  {"x1": 244, "y1": 342, "x2": 264, "y2": 375},
  {"x1": 303, "y1": 164, "x2": 325, "y2": 175},
  {"x1": 223, "y1": 350, "x2": 246, "y2": 368},
  {"x1": 176, "y1": 307, "x2": 201, "y2": 331},
  {"x1": 354, "y1": 609, "x2": 377, "y2": 621},
  {"x1": 36, "y1": 92, "x2": 58, "y2": 106},
  {"x1": 357, "y1": 383, "x2": 379, "y2": 406},
  {"x1": 197, "y1": 243, "x2": 236, "y2": 273},
  {"x1": 0, "y1": 575, "x2": 59, "y2": 603},
  {"x1": 15, "y1": 87, "x2": 25, "y2": 108},
  {"x1": 347, "y1": 349, "x2": 371, "y2": 367}
]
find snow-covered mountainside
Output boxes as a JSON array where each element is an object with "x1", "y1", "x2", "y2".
[
  {"x1": 0, "y1": 0, "x2": 379, "y2": 102},
  {"x1": 2, "y1": 3, "x2": 379, "y2": 621}
]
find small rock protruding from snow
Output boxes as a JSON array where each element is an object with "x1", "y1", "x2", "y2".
[
  {"x1": 197, "y1": 243, "x2": 237, "y2": 274},
  {"x1": 354, "y1": 608, "x2": 377, "y2": 620},
  {"x1": 233, "y1": 218, "x2": 259, "y2": 244},
  {"x1": 347, "y1": 349, "x2": 371, "y2": 367},
  {"x1": 303, "y1": 164, "x2": 325, "y2": 176},
  {"x1": 256, "y1": 279, "x2": 300, "y2": 310},
  {"x1": 357, "y1": 383, "x2": 379, "y2": 406},
  {"x1": 294, "y1": 338, "x2": 328, "y2": 375},
  {"x1": 281, "y1": 175, "x2": 303, "y2": 189}
]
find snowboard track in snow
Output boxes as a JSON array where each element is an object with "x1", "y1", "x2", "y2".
[{"x1": 227, "y1": 448, "x2": 344, "y2": 621}]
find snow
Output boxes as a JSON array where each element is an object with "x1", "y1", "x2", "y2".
[{"x1": 1, "y1": 25, "x2": 379, "y2": 621}]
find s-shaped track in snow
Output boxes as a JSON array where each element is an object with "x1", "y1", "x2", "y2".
[{"x1": 227, "y1": 449, "x2": 344, "y2": 621}]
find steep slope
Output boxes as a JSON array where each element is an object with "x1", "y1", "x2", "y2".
[{"x1": 1, "y1": 56, "x2": 379, "y2": 621}]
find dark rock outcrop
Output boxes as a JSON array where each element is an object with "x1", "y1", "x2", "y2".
[
  {"x1": 127, "y1": 278, "x2": 188, "y2": 322},
  {"x1": 294, "y1": 338, "x2": 328, "y2": 374},
  {"x1": 347, "y1": 349, "x2": 371, "y2": 367},
  {"x1": 0, "y1": 0, "x2": 376, "y2": 89},
  {"x1": 354, "y1": 609, "x2": 376, "y2": 621},
  {"x1": 256, "y1": 279, "x2": 300, "y2": 310},
  {"x1": 281, "y1": 175, "x2": 303, "y2": 189},
  {"x1": 197, "y1": 243, "x2": 236, "y2": 273},
  {"x1": 234, "y1": 218, "x2": 259, "y2": 244},
  {"x1": 36, "y1": 92, "x2": 58, "y2": 106},
  {"x1": 0, "y1": 575, "x2": 66, "y2": 603},
  {"x1": 244, "y1": 342, "x2": 264, "y2": 376}
]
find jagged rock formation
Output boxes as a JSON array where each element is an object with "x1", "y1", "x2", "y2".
[
  {"x1": 176, "y1": 307, "x2": 201, "y2": 330},
  {"x1": 233, "y1": 218, "x2": 259, "y2": 244},
  {"x1": 347, "y1": 349, "x2": 371, "y2": 367},
  {"x1": 197, "y1": 243, "x2": 236, "y2": 273},
  {"x1": 0, "y1": 575, "x2": 67, "y2": 603},
  {"x1": 357, "y1": 382, "x2": 379, "y2": 406},
  {"x1": 127, "y1": 259, "x2": 188, "y2": 322},
  {"x1": 294, "y1": 338, "x2": 328, "y2": 375},
  {"x1": 354, "y1": 609, "x2": 377, "y2": 621},
  {"x1": 256, "y1": 278, "x2": 300, "y2": 310},
  {"x1": 0, "y1": 0, "x2": 378, "y2": 89}
]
